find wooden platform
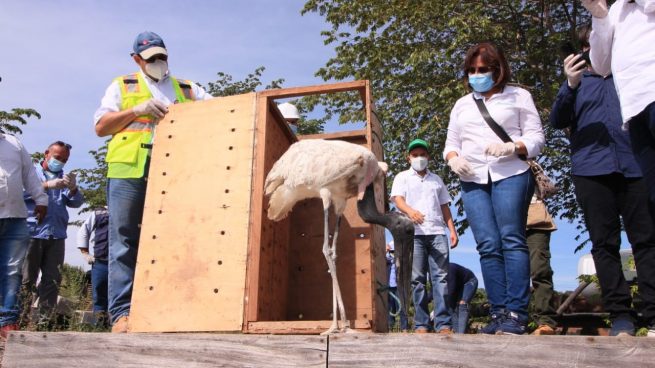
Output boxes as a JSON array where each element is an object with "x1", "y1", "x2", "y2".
[{"x1": 3, "y1": 332, "x2": 654, "y2": 367}]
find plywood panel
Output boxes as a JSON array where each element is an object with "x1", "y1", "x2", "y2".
[
  {"x1": 244, "y1": 97, "x2": 295, "y2": 326},
  {"x1": 130, "y1": 94, "x2": 257, "y2": 332}
]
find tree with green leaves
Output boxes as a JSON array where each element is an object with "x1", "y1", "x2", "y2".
[
  {"x1": 302, "y1": 0, "x2": 594, "y2": 240},
  {"x1": 0, "y1": 108, "x2": 41, "y2": 135}
]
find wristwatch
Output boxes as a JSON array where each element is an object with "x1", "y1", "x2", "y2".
[{"x1": 514, "y1": 142, "x2": 521, "y2": 152}]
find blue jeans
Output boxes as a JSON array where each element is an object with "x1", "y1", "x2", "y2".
[
  {"x1": 92, "y1": 260, "x2": 109, "y2": 313},
  {"x1": 412, "y1": 234, "x2": 451, "y2": 331},
  {"x1": 461, "y1": 171, "x2": 533, "y2": 322},
  {"x1": 451, "y1": 277, "x2": 478, "y2": 333},
  {"x1": 0, "y1": 218, "x2": 29, "y2": 327},
  {"x1": 387, "y1": 286, "x2": 409, "y2": 331},
  {"x1": 107, "y1": 177, "x2": 147, "y2": 323}
]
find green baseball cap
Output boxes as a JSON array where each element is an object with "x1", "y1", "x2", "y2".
[{"x1": 407, "y1": 139, "x2": 429, "y2": 152}]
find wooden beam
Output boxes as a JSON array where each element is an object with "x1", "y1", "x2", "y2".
[
  {"x1": 299, "y1": 130, "x2": 367, "y2": 141},
  {"x1": 259, "y1": 80, "x2": 368, "y2": 100},
  {"x1": 246, "y1": 320, "x2": 372, "y2": 335},
  {"x1": 328, "y1": 334, "x2": 655, "y2": 367},
  {"x1": 2, "y1": 332, "x2": 326, "y2": 368}
]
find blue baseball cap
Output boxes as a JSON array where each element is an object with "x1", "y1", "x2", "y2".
[{"x1": 132, "y1": 31, "x2": 167, "y2": 59}]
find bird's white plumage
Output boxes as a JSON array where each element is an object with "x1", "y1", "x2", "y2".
[{"x1": 265, "y1": 139, "x2": 383, "y2": 221}]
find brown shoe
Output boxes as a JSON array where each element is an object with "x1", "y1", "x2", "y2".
[
  {"x1": 415, "y1": 328, "x2": 430, "y2": 334},
  {"x1": 437, "y1": 328, "x2": 453, "y2": 335},
  {"x1": 531, "y1": 325, "x2": 555, "y2": 335},
  {"x1": 111, "y1": 315, "x2": 129, "y2": 333},
  {"x1": 0, "y1": 324, "x2": 19, "y2": 340}
]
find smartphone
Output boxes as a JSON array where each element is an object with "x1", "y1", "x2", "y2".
[{"x1": 559, "y1": 41, "x2": 590, "y2": 70}]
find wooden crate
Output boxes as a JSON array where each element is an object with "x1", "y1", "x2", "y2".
[{"x1": 129, "y1": 81, "x2": 387, "y2": 334}]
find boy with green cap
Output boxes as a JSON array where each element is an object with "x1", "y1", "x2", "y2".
[{"x1": 390, "y1": 138, "x2": 458, "y2": 334}]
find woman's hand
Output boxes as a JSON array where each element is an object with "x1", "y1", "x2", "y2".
[
  {"x1": 485, "y1": 142, "x2": 516, "y2": 157},
  {"x1": 447, "y1": 156, "x2": 474, "y2": 176}
]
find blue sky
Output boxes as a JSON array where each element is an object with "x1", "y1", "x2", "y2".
[{"x1": 0, "y1": 0, "x2": 612, "y2": 291}]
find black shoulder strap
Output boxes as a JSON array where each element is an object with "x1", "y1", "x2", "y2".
[{"x1": 472, "y1": 95, "x2": 527, "y2": 161}]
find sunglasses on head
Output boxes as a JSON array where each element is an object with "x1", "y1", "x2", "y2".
[
  {"x1": 468, "y1": 66, "x2": 493, "y2": 74},
  {"x1": 53, "y1": 141, "x2": 72, "y2": 150}
]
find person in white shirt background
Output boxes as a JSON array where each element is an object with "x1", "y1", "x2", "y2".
[
  {"x1": 93, "y1": 31, "x2": 212, "y2": 333},
  {"x1": 582, "y1": 0, "x2": 655, "y2": 338},
  {"x1": 444, "y1": 42, "x2": 545, "y2": 335},
  {"x1": 583, "y1": 0, "x2": 655, "y2": 216},
  {"x1": 0, "y1": 133, "x2": 48, "y2": 339}
]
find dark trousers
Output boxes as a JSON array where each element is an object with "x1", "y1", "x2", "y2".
[
  {"x1": 573, "y1": 174, "x2": 655, "y2": 325},
  {"x1": 21, "y1": 238, "x2": 65, "y2": 314},
  {"x1": 629, "y1": 102, "x2": 655, "y2": 219},
  {"x1": 526, "y1": 229, "x2": 557, "y2": 328}
]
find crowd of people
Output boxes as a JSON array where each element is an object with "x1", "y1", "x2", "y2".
[{"x1": 1, "y1": 0, "x2": 654, "y2": 339}]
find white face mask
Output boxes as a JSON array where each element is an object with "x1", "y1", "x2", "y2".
[
  {"x1": 410, "y1": 156, "x2": 428, "y2": 172},
  {"x1": 144, "y1": 59, "x2": 169, "y2": 81}
]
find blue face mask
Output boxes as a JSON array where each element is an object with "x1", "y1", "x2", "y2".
[
  {"x1": 468, "y1": 72, "x2": 494, "y2": 93},
  {"x1": 47, "y1": 157, "x2": 65, "y2": 173}
]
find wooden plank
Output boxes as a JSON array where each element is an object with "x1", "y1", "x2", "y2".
[
  {"x1": 258, "y1": 80, "x2": 367, "y2": 99},
  {"x1": 129, "y1": 94, "x2": 257, "y2": 332},
  {"x1": 299, "y1": 130, "x2": 367, "y2": 141},
  {"x1": 328, "y1": 334, "x2": 655, "y2": 368},
  {"x1": 2, "y1": 332, "x2": 326, "y2": 368},
  {"x1": 247, "y1": 320, "x2": 371, "y2": 334}
]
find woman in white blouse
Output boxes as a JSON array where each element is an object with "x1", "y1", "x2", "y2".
[{"x1": 443, "y1": 42, "x2": 545, "y2": 335}]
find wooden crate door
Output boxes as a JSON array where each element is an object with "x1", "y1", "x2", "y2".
[{"x1": 130, "y1": 94, "x2": 257, "y2": 332}]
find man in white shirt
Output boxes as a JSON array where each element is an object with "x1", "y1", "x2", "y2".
[
  {"x1": 390, "y1": 139, "x2": 458, "y2": 334},
  {"x1": 0, "y1": 133, "x2": 47, "y2": 339},
  {"x1": 583, "y1": 0, "x2": 655, "y2": 219},
  {"x1": 93, "y1": 31, "x2": 212, "y2": 333}
]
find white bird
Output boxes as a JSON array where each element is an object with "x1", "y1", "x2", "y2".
[{"x1": 265, "y1": 139, "x2": 414, "y2": 334}]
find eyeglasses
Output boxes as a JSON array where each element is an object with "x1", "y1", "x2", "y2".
[{"x1": 468, "y1": 66, "x2": 493, "y2": 74}]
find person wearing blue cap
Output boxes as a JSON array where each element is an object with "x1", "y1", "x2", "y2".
[
  {"x1": 93, "y1": 31, "x2": 212, "y2": 333},
  {"x1": 390, "y1": 138, "x2": 458, "y2": 334}
]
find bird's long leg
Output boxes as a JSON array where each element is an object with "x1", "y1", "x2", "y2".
[
  {"x1": 320, "y1": 190, "x2": 339, "y2": 335},
  {"x1": 331, "y1": 215, "x2": 349, "y2": 332}
]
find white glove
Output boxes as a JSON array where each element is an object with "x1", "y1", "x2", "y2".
[
  {"x1": 564, "y1": 54, "x2": 586, "y2": 89},
  {"x1": 132, "y1": 98, "x2": 168, "y2": 120},
  {"x1": 82, "y1": 252, "x2": 95, "y2": 265},
  {"x1": 447, "y1": 156, "x2": 474, "y2": 177},
  {"x1": 581, "y1": 0, "x2": 608, "y2": 18},
  {"x1": 46, "y1": 178, "x2": 67, "y2": 190},
  {"x1": 485, "y1": 142, "x2": 516, "y2": 157},
  {"x1": 63, "y1": 172, "x2": 77, "y2": 191}
]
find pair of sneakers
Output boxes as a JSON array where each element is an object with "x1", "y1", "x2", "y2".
[{"x1": 480, "y1": 311, "x2": 526, "y2": 335}]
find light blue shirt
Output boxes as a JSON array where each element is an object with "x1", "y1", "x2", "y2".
[{"x1": 23, "y1": 164, "x2": 84, "y2": 239}]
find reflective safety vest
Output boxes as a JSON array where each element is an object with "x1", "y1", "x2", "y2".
[{"x1": 105, "y1": 72, "x2": 195, "y2": 178}]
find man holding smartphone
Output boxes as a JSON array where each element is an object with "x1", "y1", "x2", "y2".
[{"x1": 550, "y1": 24, "x2": 655, "y2": 337}]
